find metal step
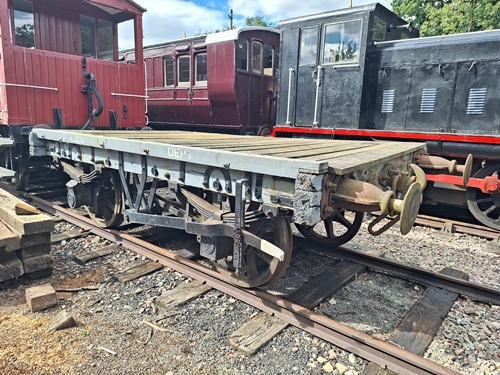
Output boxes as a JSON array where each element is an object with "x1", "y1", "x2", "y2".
[
  {"x1": 0, "y1": 166, "x2": 15, "y2": 179},
  {"x1": 0, "y1": 138, "x2": 14, "y2": 148}
]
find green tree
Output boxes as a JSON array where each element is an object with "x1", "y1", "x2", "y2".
[
  {"x1": 245, "y1": 16, "x2": 276, "y2": 28},
  {"x1": 195, "y1": 14, "x2": 275, "y2": 36},
  {"x1": 391, "y1": 0, "x2": 500, "y2": 36}
]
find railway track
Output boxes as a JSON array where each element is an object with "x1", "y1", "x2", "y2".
[
  {"x1": 2, "y1": 181, "x2": 499, "y2": 375},
  {"x1": 414, "y1": 214, "x2": 500, "y2": 240}
]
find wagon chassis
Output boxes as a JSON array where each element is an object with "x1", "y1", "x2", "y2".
[{"x1": 29, "y1": 129, "x2": 474, "y2": 287}]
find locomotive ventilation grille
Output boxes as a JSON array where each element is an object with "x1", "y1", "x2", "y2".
[
  {"x1": 381, "y1": 89, "x2": 396, "y2": 113},
  {"x1": 420, "y1": 88, "x2": 437, "y2": 113},
  {"x1": 467, "y1": 88, "x2": 487, "y2": 115}
]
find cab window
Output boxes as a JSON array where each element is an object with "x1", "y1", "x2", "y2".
[
  {"x1": 251, "y1": 41, "x2": 262, "y2": 73},
  {"x1": 370, "y1": 16, "x2": 411, "y2": 42},
  {"x1": 323, "y1": 20, "x2": 361, "y2": 64},
  {"x1": 263, "y1": 45, "x2": 274, "y2": 76},
  {"x1": 299, "y1": 27, "x2": 318, "y2": 66},
  {"x1": 10, "y1": 0, "x2": 35, "y2": 48}
]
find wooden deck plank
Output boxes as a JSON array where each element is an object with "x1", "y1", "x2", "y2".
[{"x1": 32, "y1": 129, "x2": 425, "y2": 178}]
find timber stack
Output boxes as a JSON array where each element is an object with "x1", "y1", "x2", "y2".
[{"x1": 0, "y1": 189, "x2": 54, "y2": 281}]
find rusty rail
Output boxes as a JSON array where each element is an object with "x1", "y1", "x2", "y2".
[{"x1": 0, "y1": 182, "x2": 460, "y2": 375}]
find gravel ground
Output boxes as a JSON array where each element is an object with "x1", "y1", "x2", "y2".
[{"x1": 0, "y1": 217, "x2": 499, "y2": 375}]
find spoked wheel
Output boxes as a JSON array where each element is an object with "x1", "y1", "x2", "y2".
[
  {"x1": 466, "y1": 164, "x2": 500, "y2": 230},
  {"x1": 2, "y1": 149, "x2": 29, "y2": 191},
  {"x1": 296, "y1": 210, "x2": 363, "y2": 247},
  {"x1": 92, "y1": 170, "x2": 124, "y2": 228},
  {"x1": 213, "y1": 215, "x2": 293, "y2": 288}
]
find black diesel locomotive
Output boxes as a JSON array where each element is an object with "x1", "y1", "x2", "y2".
[{"x1": 273, "y1": 3, "x2": 500, "y2": 230}]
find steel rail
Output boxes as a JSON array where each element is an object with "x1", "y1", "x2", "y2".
[
  {"x1": 415, "y1": 214, "x2": 500, "y2": 240},
  {"x1": 293, "y1": 236, "x2": 500, "y2": 305},
  {"x1": 8, "y1": 188, "x2": 460, "y2": 375}
]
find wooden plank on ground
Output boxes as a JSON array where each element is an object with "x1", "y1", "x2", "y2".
[
  {"x1": 51, "y1": 229, "x2": 89, "y2": 244},
  {"x1": 156, "y1": 279, "x2": 212, "y2": 311},
  {"x1": 227, "y1": 260, "x2": 366, "y2": 355},
  {"x1": 71, "y1": 244, "x2": 120, "y2": 265},
  {"x1": 113, "y1": 261, "x2": 163, "y2": 283},
  {"x1": 361, "y1": 267, "x2": 469, "y2": 375},
  {"x1": 0, "y1": 189, "x2": 54, "y2": 235},
  {"x1": 0, "y1": 255, "x2": 24, "y2": 281},
  {"x1": 0, "y1": 220, "x2": 21, "y2": 252}
]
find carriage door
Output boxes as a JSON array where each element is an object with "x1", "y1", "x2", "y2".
[
  {"x1": 294, "y1": 26, "x2": 320, "y2": 127},
  {"x1": 294, "y1": 20, "x2": 363, "y2": 128}
]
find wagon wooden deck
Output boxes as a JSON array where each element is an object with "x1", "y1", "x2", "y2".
[{"x1": 30, "y1": 129, "x2": 425, "y2": 178}]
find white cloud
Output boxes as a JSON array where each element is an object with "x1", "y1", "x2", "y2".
[
  {"x1": 126, "y1": 0, "x2": 393, "y2": 46},
  {"x1": 228, "y1": 0, "x2": 392, "y2": 24},
  {"x1": 140, "y1": 0, "x2": 228, "y2": 45}
]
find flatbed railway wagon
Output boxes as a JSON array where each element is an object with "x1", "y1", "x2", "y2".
[
  {"x1": 29, "y1": 127, "x2": 469, "y2": 287},
  {"x1": 273, "y1": 3, "x2": 500, "y2": 230},
  {"x1": 122, "y1": 27, "x2": 280, "y2": 135},
  {"x1": 0, "y1": 0, "x2": 147, "y2": 189}
]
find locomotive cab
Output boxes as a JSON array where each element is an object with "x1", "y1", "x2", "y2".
[{"x1": 276, "y1": 3, "x2": 417, "y2": 131}]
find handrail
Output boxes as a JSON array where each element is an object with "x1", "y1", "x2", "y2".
[
  {"x1": 313, "y1": 65, "x2": 323, "y2": 126},
  {"x1": 285, "y1": 67, "x2": 294, "y2": 125},
  {"x1": 111, "y1": 93, "x2": 149, "y2": 98},
  {"x1": 0, "y1": 83, "x2": 58, "y2": 91}
]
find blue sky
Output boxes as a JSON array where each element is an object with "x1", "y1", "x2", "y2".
[{"x1": 120, "y1": 0, "x2": 392, "y2": 48}]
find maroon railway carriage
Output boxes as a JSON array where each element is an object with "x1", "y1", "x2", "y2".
[
  {"x1": 127, "y1": 27, "x2": 280, "y2": 135},
  {"x1": 0, "y1": 0, "x2": 146, "y2": 188}
]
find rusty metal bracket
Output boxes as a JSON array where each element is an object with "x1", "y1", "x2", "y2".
[{"x1": 233, "y1": 178, "x2": 248, "y2": 275}]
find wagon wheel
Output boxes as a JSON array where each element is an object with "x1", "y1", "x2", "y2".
[
  {"x1": 213, "y1": 215, "x2": 293, "y2": 288},
  {"x1": 295, "y1": 209, "x2": 363, "y2": 247},
  {"x1": 466, "y1": 164, "x2": 500, "y2": 230},
  {"x1": 92, "y1": 169, "x2": 124, "y2": 228}
]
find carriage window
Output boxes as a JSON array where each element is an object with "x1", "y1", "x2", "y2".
[
  {"x1": 177, "y1": 56, "x2": 190, "y2": 86},
  {"x1": 11, "y1": 0, "x2": 35, "y2": 48},
  {"x1": 299, "y1": 27, "x2": 318, "y2": 66},
  {"x1": 252, "y1": 42, "x2": 262, "y2": 73},
  {"x1": 323, "y1": 20, "x2": 361, "y2": 64},
  {"x1": 195, "y1": 53, "x2": 208, "y2": 85},
  {"x1": 263, "y1": 45, "x2": 274, "y2": 76},
  {"x1": 236, "y1": 38, "x2": 248, "y2": 71},
  {"x1": 164, "y1": 56, "x2": 174, "y2": 86},
  {"x1": 98, "y1": 19, "x2": 114, "y2": 61},
  {"x1": 81, "y1": 15, "x2": 97, "y2": 58}
]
